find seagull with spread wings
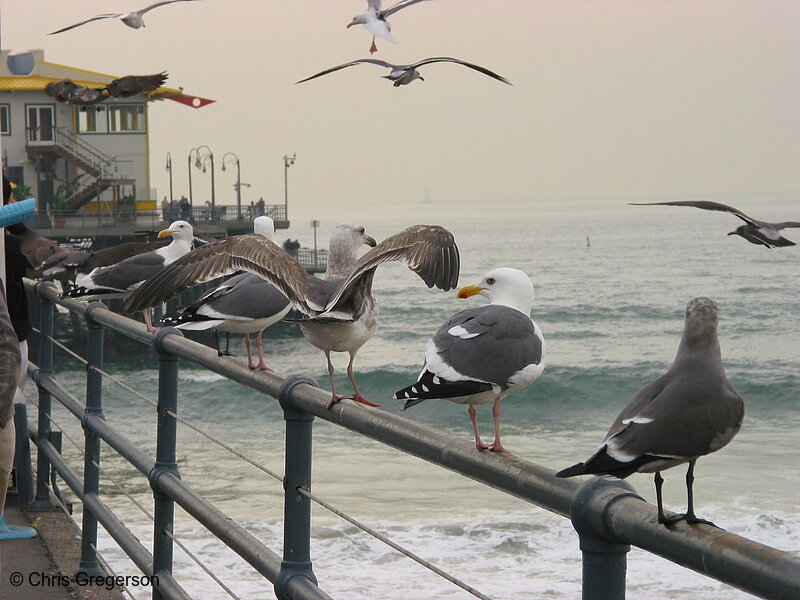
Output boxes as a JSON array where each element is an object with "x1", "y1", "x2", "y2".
[
  {"x1": 123, "y1": 222, "x2": 460, "y2": 408},
  {"x1": 630, "y1": 200, "x2": 800, "y2": 248},
  {"x1": 297, "y1": 57, "x2": 512, "y2": 87},
  {"x1": 348, "y1": 0, "x2": 435, "y2": 54},
  {"x1": 49, "y1": 0, "x2": 203, "y2": 35}
]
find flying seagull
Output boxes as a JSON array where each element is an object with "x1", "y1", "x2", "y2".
[
  {"x1": 557, "y1": 297, "x2": 744, "y2": 526},
  {"x1": 630, "y1": 200, "x2": 800, "y2": 248},
  {"x1": 105, "y1": 73, "x2": 168, "y2": 98},
  {"x1": 45, "y1": 80, "x2": 109, "y2": 109},
  {"x1": 123, "y1": 222, "x2": 460, "y2": 408},
  {"x1": 348, "y1": 0, "x2": 434, "y2": 54},
  {"x1": 60, "y1": 221, "x2": 195, "y2": 332},
  {"x1": 161, "y1": 217, "x2": 291, "y2": 371},
  {"x1": 394, "y1": 268, "x2": 544, "y2": 453},
  {"x1": 49, "y1": 0, "x2": 203, "y2": 35},
  {"x1": 297, "y1": 57, "x2": 512, "y2": 87}
]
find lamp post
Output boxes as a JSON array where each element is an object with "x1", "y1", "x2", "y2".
[
  {"x1": 283, "y1": 153, "x2": 296, "y2": 222},
  {"x1": 187, "y1": 147, "x2": 201, "y2": 206},
  {"x1": 310, "y1": 219, "x2": 319, "y2": 267},
  {"x1": 194, "y1": 145, "x2": 215, "y2": 212},
  {"x1": 222, "y1": 152, "x2": 249, "y2": 220},
  {"x1": 165, "y1": 152, "x2": 173, "y2": 204}
]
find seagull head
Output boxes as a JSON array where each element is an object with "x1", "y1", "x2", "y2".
[
  {"x1": 457, "y1": 267, "x2": 534, "y2": 314},
  {"x1": 253, "y1": 216, "x2": 277, "y2": 243},
  {"x1": 727, "y1": 225, "x2": 747, "y2": 238},
  {"x1": 681, "y1": 297, "x2": 719, "y2": 348},
  {"x1": 158, "y1": 220, "x2": 193, "y2": 240}
]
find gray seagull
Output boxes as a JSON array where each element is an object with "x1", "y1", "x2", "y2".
[
  {"x1": 297, "y1": 57, "x2": 512, "y2": 87},
  {"x1": 557, "y1": 297, "x2": 745, "y2": 526},
  {"x1": 394, "y1": 268, "x2": 545, "y2": 453},
  {"x1": 122, "y1": 223, "x2": 460, "y2": 408},
  {"x1": 630, "y1": 200, "x2": 800, "y2": 248},
  {"x1": 348, "y1": 0, "x2": 435, "y2": 54},
  {"x1": 161, "y1": 217, "x2": 291, "y2": 371},
  {"x1": 49, "y1": 0, "x2": 203, "y2": 35}
]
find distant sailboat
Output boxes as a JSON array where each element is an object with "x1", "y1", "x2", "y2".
[{"x1": 420, "y1": 186, "x2": 433, "y2": 204}]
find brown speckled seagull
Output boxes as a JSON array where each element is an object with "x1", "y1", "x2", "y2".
[{"x1": 123, "y1": 223, "x2": 460, "y2": 408}]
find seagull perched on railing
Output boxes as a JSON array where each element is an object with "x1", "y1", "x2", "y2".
[
  {"x1": 60, "y1": 221, "x2": 195, "y2": 332},
  {"x1": 557, "y1": 297, "x2": 744, "y2": 526},
  {"x1": 297, "y1": 57, "x2": 512, "y2": 87},
  {"x1": 394, "y1": 268, "x2": 544, "y2": 453},
  {"x1": 161, "y1": 217, "x2": 291, "y2": 371},
  {"x1": 49, "y1": 0, "x2": 203, "y2": 35},
  {"x1": 347, "y1": 0, "x2": 435, "y2": 54},
  {"x1": 630, "y1": 200, "x2": 800, "y2": 248},
  {"x1": 123, "y1": 222, "x2": 460, "y2": 408}
]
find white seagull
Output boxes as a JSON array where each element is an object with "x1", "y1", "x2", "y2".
[
  {"x1": 347, "y1": 0, "x2": 435, "y2": 54},
  {"x1": 122, "y1": 223, "x2": 460, "y2": 408},
  {"x1": 49, "y1": 0, "x2": 203, "y2": 35},
  {"x1": 161, "y1": 217, "x2": 291, "y2": 371},
  {"x1": 297, "y1": 57, "x2": 512, "y2": 87},
  {"x1": 394, "y1": 268, "x2": 545, "y2": 453},
  {"x1": 60, "y1": 221, "x2": 194, "y2": 333},
  {"x1": 557, "y1": 297, "x2": 745, "y2": 526}
]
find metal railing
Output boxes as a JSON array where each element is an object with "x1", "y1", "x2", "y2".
[{"x1": 20, "y1": 280, "x2": 800, "y2": 600}]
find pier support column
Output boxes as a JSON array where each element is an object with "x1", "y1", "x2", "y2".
[
  {"x1": 570, "y1": 477, "x2": 642, "y2": 600},
  {"x1": 76, "y1": 302, "x2": 107, "y2": 578},
  {"x1": 150, "y1": 328, "x2": 183, "y2": 600},
  {"x1": 31, "y1": 282, "x2": 58, "y2": 512},
  {"x1": 275, "y1": 375, "x2": 319, "y2": 600}
]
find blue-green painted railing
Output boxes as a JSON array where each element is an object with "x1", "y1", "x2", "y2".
[{"x1": 21, "y1": 280, "x2": 800, "y2": 600}]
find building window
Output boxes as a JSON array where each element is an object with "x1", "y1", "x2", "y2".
[
  {"x1": 0, "y1": 104, "x2": 9, "y2": 135},
  {"x1": 77, "y1": 106, "x2": 108, "y2": 133},
  {"x1": 108, "y1": 104, "x2": 145, "y2": 132}
]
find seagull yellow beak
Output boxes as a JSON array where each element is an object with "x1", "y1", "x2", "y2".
[
  {"x1": 346, "y1": 22, "x2": 354, "y2": 28},
  {"x1": 457, "y1": 284, "x2": 483, "y2": 299},
  {"x1": 157, "y1": 228, "x2": 174, "y2": 238}
]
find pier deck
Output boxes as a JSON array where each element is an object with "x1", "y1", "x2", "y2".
[{"x1": 0, "y1": 505, "x2": 123, "y2": 600}]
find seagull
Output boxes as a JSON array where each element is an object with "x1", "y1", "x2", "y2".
[
  {"x1": 161, "y1": 217, "x2": 291, "y2": 371},
  {"x1": 557, "y1": 297, "x2": 744, "y2": 526},
  {"x1": 297, "y1": 57, "x2": 512, "y2": 87},
  {"x1": 105, "y1": 73, "x2": 168, "y2": 98},
  {"x1": 48, "y1": 0, "x2": 203, "y2": 35},
  {"x1": 45, "y1": 80, "x2": 109, "y2": 109},
  {"x1": 60, "y1": 221, "x2": 195, "y2": 332},
  {"x1": 394, "y1": 268, "x2": 545, "y2": 453},
  {"x1": 347, "y1": 0, "x2": 434, "y2": 54},
  {"x1": 630, "y1": 200, "x2": 800, "y2": 248},
  {"x1": 122, "y1": 223, "x2": 460, "y2": 408}
]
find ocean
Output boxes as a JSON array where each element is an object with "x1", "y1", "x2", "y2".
[{"x1": 41, "y1": 196, "x2": 799, "y2": 599}]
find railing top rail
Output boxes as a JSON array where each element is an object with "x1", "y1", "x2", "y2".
[{"x1": 28, "y1": 280, "x2": 800, "y2": 600}]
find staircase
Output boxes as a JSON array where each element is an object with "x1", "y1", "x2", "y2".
[{"x1": 26, "y1": 127, "x2": 134, "y2": 210}]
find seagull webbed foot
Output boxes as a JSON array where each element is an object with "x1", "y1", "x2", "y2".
[
  {"x1": 326, "y1": 393, "x2": 380, "y2": 410},
  {"x1": 249, "y1": 363, "x2": 274, "y2": 372},
  {"x1": 487, "y1": 442, "x2": 512, "y2": 454}
]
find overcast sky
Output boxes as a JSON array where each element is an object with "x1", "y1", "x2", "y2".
[{"x1": 3, "y1": 0, "x2": 799, "y2": 223}]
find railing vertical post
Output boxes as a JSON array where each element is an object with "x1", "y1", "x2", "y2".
[
  {"x1": 275, "y1": 375, "x2": 319, "y2": 600},
  {"x1": 149, "y1": 328, "x2": 183, "y2": 600},
  {"x1": 76, "y1": 302, "x2": 106, "y2": 577},
  {"x1": 570, "y1": 478, "x2": 642, "y2": 600},
  {"x1": 31, "y1": 282, "x2": 57, "y2": 511}
]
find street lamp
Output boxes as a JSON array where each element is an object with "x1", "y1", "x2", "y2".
[
  {"x1": 187, "y1": 147, "x2": 202, "y2": 206},
  {"x1": 165, "y1": 152, "x2": 173, "y2": 204},
  {"x1": 310, "y1": 219, "x2": 319, "y2": 267},
  {"x1": 194, "y1": 145, "x2": 215, "y2": 212},
  {"x1": 222, "y1": 152, "x2": 249, "y2": 220},
  {"x1": 283, "y1": 153, "x2": 296, "y2": 222}
]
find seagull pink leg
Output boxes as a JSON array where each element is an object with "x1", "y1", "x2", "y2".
[
  {"x1": 344, "y1": 353, "x2": 380, "y2": 407},
  {"x1": 252, "y1": 330, "x2": 273, "y2": 371},
  {"x1": 244, "y1": 334, "x2": 256, "y2": 369},
  {"x1": 370, "y1": 36, "x2": 378, "y2": 54},
  {"x1": 488, "y1": 398, "x2": 511, "y2": 453},
  {"x1": 468, "y1": 405, "x2": 491, "y2": 450},
  {"x1": 325, "y1": 351, "x2": 344, "y2": 409},
  {"x1": 143, "y1": 309, "x2": 160, "y2": 333}
]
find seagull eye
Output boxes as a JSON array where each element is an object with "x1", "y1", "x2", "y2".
[
  {"x1": 359, "y1": 227, "x2": 365, "y2": 234},
  {"x1": 486, "y1": 278, "x2": 495, "y2": 285}
]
